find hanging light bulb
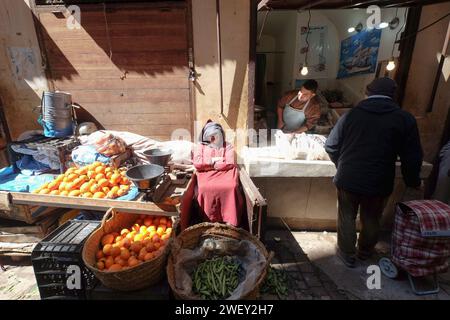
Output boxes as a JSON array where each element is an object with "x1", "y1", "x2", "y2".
[
  {"x1": 386, "y1": 59, "x2": 396, "y2": 71},
  {"x1": 301, "y1": 66, "x2": 309, "y2": 76},
  {"x1": 378, "y1": 22, "x2": 389, "y2": 29},
  {"x1": 348, "y1": 26, "x2": 356, "y2": 33}
]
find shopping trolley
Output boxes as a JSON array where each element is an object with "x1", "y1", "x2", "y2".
[{"x1": 378, "y1": 200, "x2": 450, "y2": 295}]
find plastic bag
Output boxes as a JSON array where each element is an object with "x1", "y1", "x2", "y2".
[
  {"x1": 94, "y1": 132, "x2": 127, "y2": 156},
  {"x1": 173, "y1": 237, "x2": 267, "y2": 300},
  {"x1": 71, "y1": 145, "x2": 110, "y2": 167}
]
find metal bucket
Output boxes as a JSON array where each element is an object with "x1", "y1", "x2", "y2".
[
  {"x1": 125, "y1": 164, "x2": 165, "y2": 191},
  {"x1": 143, "y1": 148, "x2": 173, "y2": 167},
  {"x1": 41, "y1": 91, "x2": 75, "y2": 137}
]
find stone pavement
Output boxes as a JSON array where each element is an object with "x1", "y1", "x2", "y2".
[
  {"x1": 2, "y1": 228, "x2": 449, "y2": 300},
  {"x1": 260, "y1": 229, "x2": 349, "y2": 300}
]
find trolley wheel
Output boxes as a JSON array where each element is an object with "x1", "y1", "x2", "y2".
[{"x1": 378, "y1": 257, "x2": 399, "y2": 279}]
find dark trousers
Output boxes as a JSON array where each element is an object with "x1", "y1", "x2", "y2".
[{"x1": 337, "y1": 188, "x2": 388, "y2": 255}]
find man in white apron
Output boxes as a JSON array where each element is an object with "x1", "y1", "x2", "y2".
[{"x1": 276, "y1": 80, "x2": 321, "y2": 134}]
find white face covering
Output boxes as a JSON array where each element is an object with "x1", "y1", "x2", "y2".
[{"x1": 208, "y1": 133, "x2": 224, "y2": 149}]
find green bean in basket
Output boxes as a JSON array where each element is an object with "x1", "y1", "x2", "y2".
[{"x1": 192, "y1": 256, "x2": 241, "y2": 300}]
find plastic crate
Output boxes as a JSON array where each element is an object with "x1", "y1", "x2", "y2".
[
  {"x1": 8, "y1": 135, "x2": 80, "y2": 173},
  {"x1": 31, "y1": 220, "x2": 100, "y2": 300}
]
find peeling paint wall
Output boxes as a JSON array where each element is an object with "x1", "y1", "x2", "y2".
[{"x1": 0, "y1": 0, "x2": 49, "y2": 140}]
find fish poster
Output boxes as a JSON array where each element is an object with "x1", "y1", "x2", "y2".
[{"x1": 337, "y1": 28, "x2": 382, "y2": 79}]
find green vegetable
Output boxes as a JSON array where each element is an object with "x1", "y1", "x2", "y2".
[
  {"x1": 261, "y1": 266, "x2": 289, "y2": 299},
  {"x1": 192, "y1": 255, "x2": 241, "y2": 300}
]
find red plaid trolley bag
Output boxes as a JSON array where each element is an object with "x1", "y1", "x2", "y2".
[{"x1": 379, "y1": 200, "x2": 450, "y2": 295}]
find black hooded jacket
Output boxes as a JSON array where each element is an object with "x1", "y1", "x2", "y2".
[{"x1": 325, "y1": 97, "x2": 423, "y2": 196}]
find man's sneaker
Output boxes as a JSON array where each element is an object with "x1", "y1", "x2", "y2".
[{"x1": 336, "y1": 248, "x2": 356, "y2": 268}]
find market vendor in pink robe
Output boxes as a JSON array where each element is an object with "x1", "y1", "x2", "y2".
[{"x1": 192, "y1": 121, "x2": 244, "y2": 227}]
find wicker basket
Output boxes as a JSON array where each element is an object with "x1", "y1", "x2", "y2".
[
  {"x1": 167, "y1": 222, "x2": 271, "y2": 300},
  {"x1": 82, "y1": 208, "x2": 177, "y2": 291}
]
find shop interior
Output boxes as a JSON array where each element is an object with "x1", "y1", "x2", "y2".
[{"x1": 254, "y1": 7, "x2": 407, "y2": 135}]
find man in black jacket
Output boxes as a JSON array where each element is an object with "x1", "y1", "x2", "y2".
[{"x1": 325, "y1": 77, "x2": 423, "y2": 268}]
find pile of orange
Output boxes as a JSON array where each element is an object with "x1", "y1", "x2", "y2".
[
  {"x1": 32, "y1": 161, "x2": 131, "y2": 199},
  {"x1": 95, "y1": 214, "x2": 173, "y2": 272}
]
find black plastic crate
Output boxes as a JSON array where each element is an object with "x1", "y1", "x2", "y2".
[{"x1": 31, "y1": 219, "x2": 100, "y2": 300}]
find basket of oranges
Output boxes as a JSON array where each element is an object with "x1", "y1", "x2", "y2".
[
  {"x1": 32, "y1": 161, "x2": 131, "y2": 199},
  {"x1": 82, "y1": 208, "x2": 176, "y2": 291}
]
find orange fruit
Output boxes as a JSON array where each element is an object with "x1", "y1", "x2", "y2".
[
  {"x1": 95, "y1": 173, "x2": 105, "y2": 182},
  {"x1": 132, "y1": 224, "x2": 140, "y2": 232},
  {"x1": 87, "y1": 170, "x2": 96, "y2": 179},
  {"x1": 110, "y1": 173, "x2": 121, "y2": 184},
  {"x1": 50, "y1": 190, "x2": 60, "y2": 196},
  {"x1": 65, "y1": 167, "x2": 77, "y2": 175},
  {"x1": 96, "y1": 250, "x2": 104, "y2": 260},
  {"x1": 145, "y1": 242, "x2": 155, "y2": 252},
  {"x1": 148, "y1": 231, "x2": 157, "y2": 239},
  {"x1": 165, "y1": 227, "x2": 172, "y2": 235},
  {"x1": 47, "y1": 181, "x2": 58, "y2": 191},
  {"x1": 108, "y1": 264, "x2": 122, "y2": 272},
  {"x1": 95, "y1": 166, "x2": 105, "y2": 174},
  {"x1": 152, "y1": 234, "x2": 160, "y2": 243},
  {"x1": 167, "y1": 220, "x2": 173, "y2": 228},
  {"x1": 139, "y1": 226, "x2": 147, "y2": 234},
  {"x1": 121, "y1": 238, "x2": 132, "y2": 249},
  {"x1": 120, "y1": 228, "x2": 130, "y2": 236},
  {"x1": 115, "y1": 235, "x2": 123, "y2": 243},
  {"x1": 136, "y1": 218, "x2": 143, "y2": 225},
  {"x1": 101, "y1": 234, "x2": 115, "y2": 246},
  {"x1": 102, "y1": 186, "x2": 110, "y2": 194},
  {"x1": 110, "y1": 246, "x2": 121, "y2": 257},
  {"x1": 153, "y1": 218, "x2": 160, "y2": 226},
  {"x1": 80, "y1": 182, "x2": 91, "y2": 193},
  {"x1": 105, "y1": 167, "x2": 113, "y2": 174},
  {"x1": 144, "y1": 218, "x2": 153, "y2": 227},
  {"x1": 82, "y1": 192, "x2": 93, "y2": 198},
  {"x1": 106, "y1": 172, "x2": 113, "y2": 180},
  {"x1": 128, "y1": 257, "x2": 140, "y2": 268},
  {"x1": 60, "y1": 190, "x2": 69, "y2": 196},
  {"x1": 161, "y1": 234, "x2": 171, "y2": 242},
  {"x1": 159, "y1": 217, "x2": 168, "y2": 225},
  {"x1": 114, "y1": 256, "x2": 126, "y2": 267},
  {"x1": 121, "y1": 177, "x2": 130, "y2": 185},
  {"x1": 64, "y1": 182, "x2": 74, "y2": 191},
  {"x1": 120, "y1": 247, "x2": 131, "y2": 260},
  {"x1": 116, "y1": 188, "x2": 127, "y2": 197},
  {"x1": 103, "y1": 244, "x2": 113, "y2": 256},
  {"x1": 93, "y1": 192, "x2": 106, "y2": 199},
  {"x1": 68, "y1": 190, "x2": 81, "y2": 197},
  {"x1": 138, "y1": 248, "x2": 148, "y2": 261},
  {"x1": 89, "y1": 184, "x2": 99, "y2": 194},
  {"x1": 67, "y1": 173, "x2": 78, "y2": 182},
  {"x1": 119, "y1": 185, "x2": 130, "y2": 191},
  {"x1": 58, "y1": 182, "x2": 67, "y2": 192},
  {"x1": 97, "y1": 178, "x2": 108, "y2": 188},
  {"x1": 130, "y1": 242, "x2": 143, "y2": 254},
  {"x1": 39, "y1": 188, "x2": 50, "y2": 195},
  {"x1": 96, "y1": 261, "x2": 105, "y2": 270},
  {"x1": 156, "y1": 226, "x2": 166, "y2": 236},
  {"x1": 144, "y1": 252, "x2": 154, "y2": 261},
  {"x1": 55, "y1": 174, "x2": 65, "y2": 182},
  {"x1": 134, "y1": 234, "x2": 144, "y2": 242},
  {"x1": 104, "y1": 256, "x2": 114, "y2": 269},
  {"x1": 148, "y1": 226, "x2": 156, "y2": 233},
  {"x1": 153, "y1": 242, "x2": 161, "y2": 250}
]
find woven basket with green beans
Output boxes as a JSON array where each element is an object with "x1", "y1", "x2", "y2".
[{"x1": 192, "y1": 256, "x2": 241, "y2": 300}]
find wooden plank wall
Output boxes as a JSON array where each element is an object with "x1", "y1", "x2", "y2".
[{"x1": 36, "y1": 2, "x2": 191, "y2": 141}]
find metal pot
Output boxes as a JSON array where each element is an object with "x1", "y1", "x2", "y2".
[
  {"x1": 143, "y1": 148, "x2": 173, "y2": 167},
  {"x1": 125, "y1": 164, "x2": 165, "y2": 191}
]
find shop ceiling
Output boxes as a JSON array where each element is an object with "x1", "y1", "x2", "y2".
[{"x1": 257, "y1": 0, "x2": 450, "y2": 10}]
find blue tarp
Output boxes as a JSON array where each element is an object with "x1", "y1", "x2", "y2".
[{"x1": 0, "y1": 166, "x2": 56, "y2": 192}]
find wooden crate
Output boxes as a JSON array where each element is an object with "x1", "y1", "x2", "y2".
[{"x1": 0, "y1": 204, "x2": 68, "y2": 225}]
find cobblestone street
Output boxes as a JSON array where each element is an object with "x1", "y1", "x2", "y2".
[{"x1": 261, "y1": 229, "x2": 348, "y2": 300}]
